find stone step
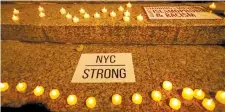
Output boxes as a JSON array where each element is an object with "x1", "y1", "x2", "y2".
[
  {"x1": 1, "y1": 40, "x2": 225, "y2": 111},
  {"x1": 1, "y1": 2, "x2": 225, "y2": 44}
]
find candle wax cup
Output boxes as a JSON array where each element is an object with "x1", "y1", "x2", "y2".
[
  {"x1": 16, "y1": 82, "x2": 27, "y2": 92},
  {"x1": 101, "y1": 7, "x2": 107, "y2": 13},
  {"x1": 132, "y1": 93, "x2": 142, "y2": 104},
  {"x1": 34, "y1": 86, "x2": 44, "y2": 96},
  {"x1": 67, "y1": 95, "x2": 78, "y2": 105},
  {"x1": 182, "y1": 88, "x2": 194, "y2": 100},
  {"x1": 215, "y1": 90, "x2": 225, "y2": 104},
  {"x1": 0, "y1": 82, "x2": 9, "y2": 92},
  {"x1": 112, "y1": 94, "x2": 122, "y2": 105},
  {"x1": 202, "y1": 98, "x2": 215, "y2": 111},
  {"x1": 194, "y1": 89, "x2": 205, "y2": 100},
  {"x1": 169, "y1": 98, "x2": 181, "y2": 110},
  {"x1": 151, "y1": 90, "x2": 162, "y2": 101},
  {"x1": 162, "y1": 81, "x2": 173, "y2": 91},
  {"x1": 86, "y1": 97, "x2": 96, "y2": 108},
  {"x1": 49, "y1": 89, "x2": 60, "y2": 99}
]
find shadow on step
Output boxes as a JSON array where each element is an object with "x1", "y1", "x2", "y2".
[{"x1": 1, "y1": 102, "x2": 50, "y2": 112}]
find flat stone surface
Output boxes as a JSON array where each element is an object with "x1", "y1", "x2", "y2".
[
  {"x1": 1, "y1": 40, "x2": 225, "y2": 111},
  {"x1": 1, "y1": 2, "x2": 225, "y2": 44}
]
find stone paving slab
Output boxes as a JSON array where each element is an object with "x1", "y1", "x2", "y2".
[
  {"x1": 1, "y1": 40, "x2": 225, "y2": 111},
  {"x1": 1, "y1": 2, "x2": 225, "y2": 44}
]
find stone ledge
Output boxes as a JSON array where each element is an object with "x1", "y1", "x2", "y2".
[{"x1": 1, "y1": 2, "x2": 225, "y2": 44}]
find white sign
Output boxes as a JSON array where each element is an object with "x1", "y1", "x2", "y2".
[
  {"x1": 72, "y1": 53, "x2": 135, "y2": 83},
  {"x1": 144, "y1": 6, "x2": 221, "y2": 19}
]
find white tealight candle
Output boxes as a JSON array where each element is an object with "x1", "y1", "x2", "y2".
[
  {"x1": 13, "y1": 8, "x2": 19, "y2": 15},
  {"x1": 49, "y1": 89, "x2": 60, "y2": 100},
  {"x1": 73, "y1": 16, "x2": 79, "y2": 23},
  {"x1": 124, "y1": 10, "x2": 130, "y2": 17},
  {"x1": 137, "y1": 14, "x2": 143, "y2": 21},
  {"x1": 101, "y1": 7, "x2": 107, "y2": 13},
  {"x1": 33, "y1": 86, "x2": 44, "y2": 96},
  {"x1": 39, "y1": 12, "x2": 45, "y2": 18},
  {"x1": 123, "y1": 16, "x2": 130, "y2": 22},
  {"x1": 66, "y1": 13, "x2": 72, "y2": 19},
  {"x1": 94, "y1": 12, "x2": 100, "y2": 18},
  {"x1": 162, "y1": 81, "x2": 173, "y2": 91},
  {"x1": 209, "y1": 2, "x2": 216, "y2": 10},
  {"x1": 84, "y1": 13, "x2": 90, "y2": 19},
  {"x1": 110, "y1": 11, "x2": 116, "y2": 17},
  {"x1": 38, "y1": 6, "x2": 44, "y2": 12},
  {"x1": 60, "y1": 7, "x2": 66, "y2": 15},
  {"x1": 118, "y1": 6, "x2": 124, "y2": 12},
  {"x1": 112, "y1": 94, "x2": 122, "y2": 105},
  {"x1": 0, "y1": 82, "x2": 9, "y2": 92},
  {"x1": 67, "y1": 95, "x2": 78, "y2": 105},
  {"x1": 12, "y1": 15, "x2": 19, "y2": 21},
  {"x1": 126, "y1": 2, "x2": 132, "y2": 8},
  {"x1": 79, "y1": 8, "x2": 85, "y2": 14},
  {"x1": 16, "y1": 82, "x2": 27, "y2": 92}
]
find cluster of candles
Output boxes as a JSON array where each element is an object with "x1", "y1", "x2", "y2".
[
  {"x1": 59, "y1": 2, "x2": 143, "y2": 23},
  {"x1": 12, "y1": 8, "x2": 19, "y2": 21},
  {"x1": 38, "y1": 6, "x2": 45, "y2": 18},
  {"x1": 11, "y1": 2, "x2": 219, "y2": 23},
  {"x1": 1, "y1": 81, "x2": 225, "y2": 111},
  {"x1": 11, "y1": 2, "x2": 143, "y2": 23}
]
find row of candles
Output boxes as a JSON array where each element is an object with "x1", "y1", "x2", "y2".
[
  {"x1": 1, "y1": 81, "x2": 224, "y2": 111},
  {"x1": 11, "y1": 2, "x2": 218, "y2": 22},
  {"x1": 11, "y1": 2, "x2": 143, "y2": 22}
]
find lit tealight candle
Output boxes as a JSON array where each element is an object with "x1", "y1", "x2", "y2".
[
  {"x1": 169, "y1": 98, "x2": 181, "y2": 110},
  {"x1": 124, "y1": 10, "x2": 130, "y2": 17},
  {"x1": 194, "y1": 89, "x2": 205, "y2": 100},
  {"x1": 0, "y1": 82, "x2": 9, "y2": 92},
  {"x1": 60, "y1": 7, "x2": 66, "y2": 15},
  {"x1": 132, "y1": 93, "x2": 142, "y2": 104},
  {"x1": 110, "y1": 11, "x2": 116, "y2": 17},
  {"x1": 101, "y1": 7, "x2": 107, "y2": 13},
  {"x1": 33, "y1": 86, "x2": 44, "y2": 96},
  {"x1": 39, "y1": 12, "x2": 45, "y2": 18},
  {"x1": 137, "y1": 14, "x2": 143, "y2": 21},
  {"x1": 112, "y1": 94, "x2": 122, "y2": 105},
  {"x1": 123, "y1": 16, "x2": 130, "y2": 22},
  {"x1": 13, "y1": 8, "x2": 19, "y2": 15},
  {"x1": 118, "y1": 6, "x2": 124, "y2": 12},
  {"x1": 79, "y1": 8, "x2": 85, "y2": 14},
  {"x1": 162, "y1": 81, "x2": 173, "y2": 91},
  {"x1": 66, "y1": 13, "x2": 72, "y2": 19},
  {"x1": 151, "y1": 90, "x2": 162, "y2": 102},
  {"x1": 209, "y1": 2, "x2": 216, "y2": 10},
  {"x1": 126, "y1": 2, "x2": 132, "y2": 8},
  {"x1": 202, "y1": 98, "x2": 215, "y2": 111},
  {"x1": 49, "y1": 89, "x2": 60, "y2": 100},
  {"x1": 86, "y1": 97, "x2": 96, "y2": 109},
  {"x1": 73, "y1": 16, "x2": 79, "y2": 23},
  {"x1": 12, "y1": 15, "x2": 19, "y2": 21},
  {"x1": 16, "y1": 82, "x2": 27, "y2": 92},
  {"x1": 215, "y1": 90, "x2": 225, "y2": 104},
  {"x1": 94, "y1": 12, "x2": 100, "y2": 18},
  {"x1": 84, "y1": 13, "x2": 90, "y2": 19},
  {"x1": 182, "y1": 87, "x2": 194, "y2": 100},
  {"x1": 67, "y1": 95, "x2": 78, "y2": 105},
  {"x1": 38, "y1": 6, "x2": 44, "y2": 12}
]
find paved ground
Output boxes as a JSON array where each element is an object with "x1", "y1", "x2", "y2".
[{"x1": 1, "y1": 40, "x2": 225, "y2": 111}]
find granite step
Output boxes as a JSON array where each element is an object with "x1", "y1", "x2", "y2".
[
  {"x1": 1, "y1": 2, "x2": 225, "y2": 45},
  {"x1": 1, "y1": 40, "x2": 225, "y2": 111}
]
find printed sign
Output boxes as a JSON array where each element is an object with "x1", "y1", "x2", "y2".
[
  {"x1": 144, "y1": 6, "x2": 221, "y2": 19},
  {"x1": 72, "y1": 53, "x2": 135, "y2": 83}
]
